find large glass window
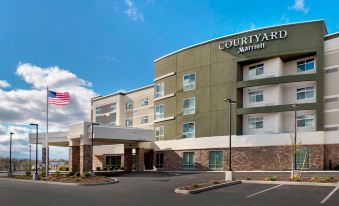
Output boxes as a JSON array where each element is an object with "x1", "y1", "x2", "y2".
[
  {"x1": 296, "y1": 147, "x2": 310, "y2": 169},
  {"x1": 209, "y1": 151, "x2": 224, "y2": 170},
  {"x1": 155, "y1": 126, "x2": 164, "y2": 141},
  {"x1": 110, "y1": 103, "x2": 117, "y2": 112},
  {"x1": 155, "y1": 82, "x2": 164, "y2": 98},
  {"x1": 183, "y1": 152, "x2": 195, "y2": 170},
  {"x1": 106, "y1": 156, "x2": 121, "y2": 170},
  {"x1": 95, "y1": 107, "x2": 102, "y2": 116},
  {"x1": 183, "y1": 97, "x2": 195, "y2": 115},
  {"x1": 126, "y1": 100, "x2": 134, "y2": 110},
  {"x1": 248, "y1": 64, "x2": 264, "y2": 78},
  {"x1": 125, "y1": 118, "x2": 133, "y2": 127},
  {"x1": 249, "y1": 91, "x2": 264, "y2": 103},
  {"x1": 248, "y1": 117, "x2": 264, "y2": 129},
  {"x1": 183, "y1": 73, "x2": 196, "y2": 91},
  {"x1": 140, "y1": 116, "x2": 148, "y2": 124},
  {"x1": 140, "y1": 98, "x2": 149, "y2": 106},
  {"x1": 155, "y1": 153, "x2": 164, "y2": 169},
  {"x1": 155, "y1": 105, "x2": 164, "y2": 120},
  {"x1": 297, "y1": 86, "x2": 315, "y2": 100},
  {"x1": 183, "y1": 122, "x2": 195, "y2": 139},
  {"x1": 297, "y1": 115, "x2": 314, "y2": 128},
  {"x1": 297, "y1": 59, "x2": 315, "y2": 72}
]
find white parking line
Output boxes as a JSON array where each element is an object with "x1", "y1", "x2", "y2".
[
  {"x1": 320, "y1": 186, "x2": 338, "y2": 204},
  {"x1": 246, "y1": 184, "x2": 284, "y2": 198}
]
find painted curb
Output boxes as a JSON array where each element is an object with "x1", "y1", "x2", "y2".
[
  {"x1": 241, "y1": 180, "x2": 339, "y2": 187},
  {"x1": 175, "y1": 180, "x2": 241, "y2": 194},
  {"x1": 0, "y1": 177, "x2": 119, "y2": 186}
]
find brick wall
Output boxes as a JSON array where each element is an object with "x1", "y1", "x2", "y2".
[
  {"x1": 324, "y1": 144, "x2": 339, "y2": 169},
  {"x1": 156, "y1": 144, "x2": 326, "y2": 171},
  {"x1": 69, "y1": 146, "x2": 80, "y2": 172},
  {"x1": 80, "y1": 145, "x2": 92, "y2": 175}
]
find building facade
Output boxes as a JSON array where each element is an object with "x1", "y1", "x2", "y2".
[{"x1": 152, "y1": 20, "x2": 339, "y2": 171}]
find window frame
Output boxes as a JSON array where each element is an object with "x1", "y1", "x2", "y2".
[
  {"x1": 140, "y1": 116, "x2": 149, "y2": 124},
  {"x1": 155, "y1": 126, "x2": 165, "y2": 141},
  {"x1": 183, "y1": 152, "x2": 195, "y2": 170},
  {"x1": 155, "y1": 153, "x2": 164, "y2": 169},
  {"x1": 155, "y1": 104, "x2": 165, "y2": 120},
  {"x1": 296, "y1": 147, "x2": 310, "y2": 169},
  {"x1": 95, "y1": 107, "x2": 102, "y2": 116},
  {"x1": 125, "y1": 100, "x2": 134, "y2": 111},
  {"x1": 248, "y1": 64, "x2": 264, "y2": 78},
  {"x1": 183, "y1": 73, "x2": 196, "y2": 91},
  {"x1": 125, "y1": 118, "x2": 133, "y2": 127},
  {"x1": 297, "y1": 115, "x2": 315, "y2": 128},
  {"x1": 140, "y1": 98, "x2": 149, "y2": 107},
  {"x1": 155, "y1": 82, "x2": 164, "y2": 98},
  {"x1": 110, "y1": 102, "x2": 117, "y2": 113},
  {"x1": 209, "y1": 151, "x2": 224, "y2": 170},
  {"x1": 297, "y1": 58, "x2": 315, "y2": 73},
  {"x1": 183, "y1": 97, "x2": 196, "y2": 115},
  {"x1": 248, "y1": 90, "x2": 264, "y2": 103},
  {"x1": 248, "y1": 117, "x2": 264, "y2": 129},
  {"x1": 182, "y1": 122, "x2": 195, "y2": 139},
  {"x1": 296, "y1": 86, "x2": 315, "y2": 101}
]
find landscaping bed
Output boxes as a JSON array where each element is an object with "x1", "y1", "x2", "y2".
[
  {"x1": 6, "y1": 172, "x2": 115, "y2": 184},
  {"x1": 175, "y1": 180, "x2": 241, "y2": 194},
  {"x1": 242, "y1": 175, "x2": 339, "y2": 183}
]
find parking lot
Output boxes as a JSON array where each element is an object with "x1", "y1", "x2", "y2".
[{"x1": 0, "y1": 172, "x2": 338, "y2": 205}]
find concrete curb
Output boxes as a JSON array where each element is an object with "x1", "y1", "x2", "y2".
[
  {"x1": 0, "y1": 177, "x2": 119, "y2": 186},
  {"x1": 241, "y1": 180, "x2": 339, "y2": 187},
  {"x1": 175, "y1": 180, "x2": 241, "y2": 194}
]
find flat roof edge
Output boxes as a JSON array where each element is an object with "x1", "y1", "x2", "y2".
[
  {"x1": 325, "y1": 32, "x2": 339, "y2": 40},
  {"x1": 154, "y1": 19, "x2": 325, "y2": 63},
  {"x1": 92, "y1": 84, "x2": 154, "y2": 101}
]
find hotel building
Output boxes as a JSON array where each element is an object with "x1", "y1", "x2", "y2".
[{"x1": 29, "y1": 20, "x2": 339, "y2": 173}]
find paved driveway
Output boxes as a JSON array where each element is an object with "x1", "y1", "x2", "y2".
[{"x1": 0, "y1": 172, "x2": 338, "y2": 206}]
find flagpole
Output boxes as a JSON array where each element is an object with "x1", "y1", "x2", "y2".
[{"x1": 46, "y1": 86, "x2": 49, "y2": 177}]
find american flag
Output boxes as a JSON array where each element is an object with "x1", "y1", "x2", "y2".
[{"x1": 48, "y1": 91, "x2": 70, "y2": 105}]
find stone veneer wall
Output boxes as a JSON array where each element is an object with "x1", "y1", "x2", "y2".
[
  {"x1": 156, "y1": 144, "x2": 327, "y2": 171},
  {"x1": 80, "y1": 145, "x2": 92, "y2": 175},
  {"x1": 324, "y1": 144, "x2": 339, "y2": 169},
  {"x1": 124, "y1": 148, "x2": 133, "y2": 172},
  {"x1": 69, "y1": 146, "x2": 80, "y2": 172}
]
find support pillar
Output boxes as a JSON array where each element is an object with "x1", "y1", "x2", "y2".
[
  {"x1": 135, "y1": 148, "x2": 145, "y2": 172},
  {"x1": 69, "y1": 146, "x2": 80, "y2": 172},
  {"x1": 124, "y1": 148, "x2": 133, "y2": 172},
  {"x1": 80, "y1": 145, "x2": 92, "y2": 175}
]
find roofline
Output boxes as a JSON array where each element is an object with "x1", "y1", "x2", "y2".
[
  {"x1": 92, "y1": 84, "x2": 154, "y2": 101},
  {"x1": 325, "y1": 32, "x2": 339, "y2": 40},
  {"x1": 154, "y1": 19, "x2": 326, "y2": 63}
]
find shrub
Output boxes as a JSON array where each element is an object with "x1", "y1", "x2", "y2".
[
  {"x1": 25, "y1": 171, "x2": 31, "y2": 176},
  {"x1": 75, "y1": 172, "x2": 80, "y2": 177},
  {"x1": 245, "y1": 177, "x2": 251, "y2": 180},
  {"x1": 311, "y1": 176, "x2": 318, "y2": 181},
  {"x1": 75, "y1": 178, "x2": 80, "y2": 182},
  {"x1": 109, "y1": 167, "x2": 113, "y2": 171},
  {"x1": 84, "y1": 173, "x2": 90, "y2": 178},
  {"x1": 333, "y1": 165, "x2": 339, "y2": 170},
  {"x1": 96, "y1": 167, "x2": 101, "y2": 171},
  {"x1": 103, "y1": 167, "x2": 107, "y2": 171},
  {"x1": 55, "y1": 171, "x2": 61, "y2": 177},
  {"x1": 68, "y1": 172, "x2": 75, "y2": 176},
  {"x1": 115, "y1": 167, "x2": 120, "y2": 170},
  {"x1": 192, "y1": 184, "x2": 199, "y2": 188},
  {"x1": 58, "y1": 165, "x2": 67, "y2": 171},
  {"x1": 265, "y1": 176, "x2": 279, "y2": 181},
  {"x1": 120, "y1": 167, "x2": 124, "y2": 170},
  {"x1": 65, "y1": 167, "x2": 69, "y2": 171},
  {"x1": 292, "y1": 176, "x2": 301, "y2": 181}
]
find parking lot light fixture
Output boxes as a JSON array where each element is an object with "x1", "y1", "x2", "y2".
[
  {"x1": 30, "y1": 123, "x2": 40, "y2": 180},
  {"x1": 8, "y1": 132, "x2": 14, "y2": 176}
]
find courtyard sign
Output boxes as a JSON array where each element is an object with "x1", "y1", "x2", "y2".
[{"x1": 218, "y1": 30, "x2": 288, "y2": 54}]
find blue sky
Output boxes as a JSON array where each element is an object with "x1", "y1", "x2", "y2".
[{"x1": 0, "y1": 0, "x2": 338, "y2": 160}]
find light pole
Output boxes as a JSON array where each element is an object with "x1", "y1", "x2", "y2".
[
  {"x1": 292, "y1": 104, "x2": 298, "y2": 171},
  {"x1": 29, "y1": 145, "x2": 32, "y2": 172},
  {"x1": 90, "y1": 122, "x2": 99, "y2": 174},
  {"x1": 8, "y1": 132, "x2": 14, "y2": 176},
  {"x1": 30, "y1": 123, "x2": 40, "y2": 180},
  {"x1": 225, "y1": 98, "x2": 236, "y2": 172}
]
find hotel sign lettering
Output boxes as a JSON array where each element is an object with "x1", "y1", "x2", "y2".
[{"x1": 218, "y1": 30, "x2": 288, "y2": 54}]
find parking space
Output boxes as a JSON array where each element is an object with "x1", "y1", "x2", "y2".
[{"x1": 0, "y1": 172, "x2": 338, "y2": 206}]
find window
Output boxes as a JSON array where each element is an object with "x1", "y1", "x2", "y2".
[
  {"x1": 109, "y1": 103, "x2": 117, "y2": 112},
  {"x1": 140, "y1": 98, "x2": 149, "y2": 106},
  {"x1": 108, "y1": 113, "x2": 116, "y2": 126},
  {"x1": 296, "y1": 147, "x2": 310, "y2": 169},
  {"x1": 155, "y1": 126, "x2": 164, "y2": 141},
  {"x1": 95, "y1": 107, "x2": 102, "y2": 116},
  {"x1": 155, "y1": 105, "x2": 164, "y2": 120},
  {"x1": 183, "y1": 152, "x2": 195, "y2": 170},
  {"x1": 183, "y1": 122, "x2": 195, "y2": 138},
  {"x1": 106, "y1": 156, "x2": 121, "y2": 170},
  {"x1": 183, "y1": 97, "x2": 195, "y2": 115},
  {"x1": 155, "y1": 82, "x2": 164, "y2": 98},
  {"x1": 248, "y1": 64, "x2": 264, "y2": 78},
  {"x1": 155, "y1": 153, "x2": 164, "y2": 169},
  {"x1": 297, "y1": 86, "x2": 315, "y2": 100},
  {"x1": 125, "y1": 118, "x2": 133, "y2": 127},
  {"x1": 140, "y1": 116, "x2": 148, "y2": 124},
  {"x1": 249, "y1": 91, "x2": 264, "y2": 103},
  {"x1": 209, "y1": 151, "x2": 224, "y2": 170},
  {"x1": 297, "y1": 115, "x2": 314, "y2": 128},
  {"x1": 183, "y1": 73, "x2": 196, "y2": 91},
  {"x1": 126, "y1": 100, "x2": 133, "y2": 110},
  {"x1": 297, "y1": 59, "x2": 315, "y2": 72},
  {"x1": 248, "y1": 117, "x2": 263, "y2": 129}
]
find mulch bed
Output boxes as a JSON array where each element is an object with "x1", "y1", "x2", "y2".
[
  {"x1": 180, "y1": 180, "x2": 226, "y2": 190},
  {"x1": 242, "y1": 176, "x2": 339, "y2": 183},
  {"x1": 9, "y1": 175, "x2": 113, "y2": 184}
]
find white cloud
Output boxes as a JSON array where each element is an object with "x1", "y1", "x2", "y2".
[
  {"x1": 0, "y1": 63, "x2": 98, "y2": 160},
  {"x1": 125, "y1": 0, "x2": 144, "y2": 22},
  {"x1": 290, "y1": 0, "x2": 309, "y2": 14},
  {"x1": 0, "y1": 80, "x2": 11, "y2": 88}
]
